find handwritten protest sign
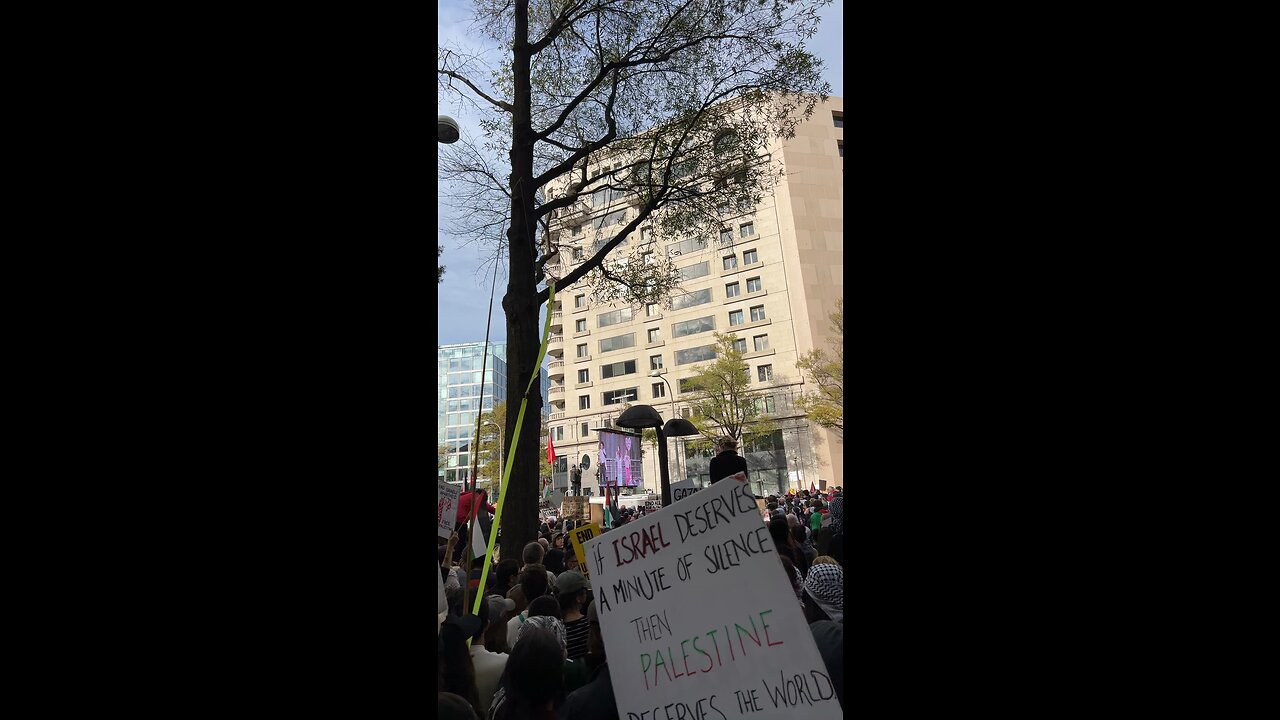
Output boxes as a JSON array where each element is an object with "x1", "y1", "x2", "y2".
[
  {"x1": 670, "y1": 479, "x2": 699, "y2": 504},
  {"x1": 569, "y1": 522, "x2": 602, "y2": 579},
  {"x1": 437, "y1": 481, "x2": 460, "y2": 540},
  {"x1": 582, "y1": 479, "x2": 841, "y2": 719},
  {"x1": 562, "y1": 496, "x2": 589, "y2": 523}
]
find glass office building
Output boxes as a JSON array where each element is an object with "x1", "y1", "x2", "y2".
[{"x1": 438, "y1": 341, "x2": 552, "y2": 486}]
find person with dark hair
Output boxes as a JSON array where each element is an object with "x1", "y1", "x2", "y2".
[
  {"x1": 827, "y1": 497, "x2": 845, "y2": 566},
  {"x1": 769, "y1": 515, "x2": 809, "y2": 579},
  {"x1": 507, "y1": 564, "x2": 552, "y2": 648},
  {"x1": 526, "y1": 595, "x2": 561, "y2": 619},
  {"x1": 439, "y1": 612, "x2": 484, "y2": 718},
  {"x1": 792, "y1": 524, "x2": 818, "y2": 568},
  {"x1": 551, "y1": 532, "x2": 567, "y2": 551},
  {"x1": 779, "y1": 554, "x2": 804, "y2": 605},
  {"x1": 440, "y1": 692, "x2": 480, "y2": 720},
  {"x1": 489, "y1": 626, "x2": 565, "y2": 720},
  {"x1": 470, "y1": 595, "x2": 512, "y2": 716},
  {"x1": 554, "y1": 570, "x2": 590, "y2": 660},
  {"x1": 558, "y1": 601, "x2": 617, "y2": 720},
  {"x1": 709, "y1": 436, "x2": 749, "y2": 484},
  {"x1": 489, "y1": 559, "x2": 521, "y2": 600},
  {"x1": 543, "y1": 547, "x2": 566, "y2": 576}
]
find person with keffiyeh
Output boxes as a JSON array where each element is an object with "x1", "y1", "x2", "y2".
[{"x1": 827, "y1": 497, "x2": 844, "y2": 566}]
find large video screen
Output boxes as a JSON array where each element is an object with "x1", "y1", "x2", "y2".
[{"x1": 597, "y1": 429, "x2": 642, "y2": 488}]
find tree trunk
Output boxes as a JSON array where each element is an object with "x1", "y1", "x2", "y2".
[{"x1": 499, "y1": 0, "x2": 541, "y2": 563}]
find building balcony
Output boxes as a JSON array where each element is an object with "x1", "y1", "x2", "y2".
[
  {"x1": 549, "y1": 386, "x2": 564, "y2": 396},
  {"x1": 548, "y1": 360, "x2": 565, "y2": 379},
  {"x1": 550, "y1": 411, "x2": 565, "y2": 421},
  {"x1": 550, "y1": 311, "x2": 563, "y2": 330}
]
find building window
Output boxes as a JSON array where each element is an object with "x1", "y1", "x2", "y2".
[
  {"x1": 581, "y1": 422, "x2": 590, "y2": 437},
  {"x1": 572, "y1": 225, "x2": 582, "y2": 236},
  {"x1": 641, "y1": 227, "x2": 651, "y2": 243},
  {"x1": 575, "y1": 294, "x2": 586, "y2": 308},
  {"x1": 758, "y1": 364, "x2": 773, "y2": 381},
  {"x1": 672, "y1": 316, "x2": 716, "y2": 338},
  {"x1": 729, "y1": 309, "x2": 744, "y2": 326},
  {"x1": 753, "y1": 395, "x2": 777, "y2": 414},
  {"x1": 837, "y1": 139, "x2": 844, "y2": 157},
  {"x1": 750, "y1": 305, "x2": 766, "y2": 322},
  {"x1": 579, "y1": 396, "x2": 591, "y2": 410},
  {"x1": 671, "y1": 288, "x2": 713, "y2": 310},
  {"x1": 674, "y1": 345, "x2": 717, "y2": 365},
  {"x1": 648, "y1": 328, "x2": 661, "y2": 343},
  {"x1": 832, "y1": 111, "x2": 844, "y2": 128},
  {"x1": 600, "y1": 359, "x2": 637, "y2": 379},
  {"x1": 733, "y1": 338, "x2": 747, "y2": 353},
  {"x1": 603, "y1": 387, "x2": 638, "y2": 405},
  {"x1": 575, "y1": 318, "x2": 587, "y2": 332},
  {"x1": 593, "y1": 209, "x2": 626, "y2": 229},
  {"x1": 678, "y1": 378, "x2": 695, "y2": 393},
  {"x1": 717, "y1": 202, "x2": 730, "y2": 216},
  {"x1": 679, "y1": 261, "x2": 711, "y2": 280},
  {"x1": 725, "y1": 282, "x2": 741, "y2": 298},
  {"x1": 650, "y1": 355, "x2": 664, "y2": 371},
  {"x1": 652, "y1": 382, "x2": 666, "y2": 398},
  {"x1": 599, "y1": 333, "x2": 637, "y2": 353},
  {"x1": 753, "y1": 334, "x2": 769, "y2": 352},
  {"x1": 742, "y1": 248, "x2": 758, "y2": 264},
  {"x1": 597, "y1": 308, "x2": 634, "y2": 327},
  {"x1": 578, "y1": 369, "x2": 590, "y2": 383},
  {"x1": 642, "y1": 251, "x2": 655, "y2": 266},
  {"x1": 720, "y1": 228, "x2": 733, "y2": 243},
  {"x1": 577, "y1": 343, "x2": 588, "y2": 358},
  {"x1": 746, "y1": 277, "x2": 762, "y2": 293},
  {"x1": 736, "y1": 196, "x2": 752, "y2": 212},
  {"x1": 714, "y1": 130, "x2": 739, "y2": 155},
  {"x1": 645, "y1": 303, "x2": 659, "y2": 317},
  {"x1": 739, "y1": 222, "x2": 755, "y2": 238},
  {"x1": 681, "y1": 407, "x2": 692, "y2": 419},
  {"x1": 723, "y1": 255, "x2": 738, "y2": 271},
  {"x1": 573, "y1": 247, "x2": 584, "y2": 261},
  {"x1": 553, "y1": 426, "x2": 565, "y2": 441}
]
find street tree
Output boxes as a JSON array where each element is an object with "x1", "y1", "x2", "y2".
[
  {"x1": 682, "y1": 332, "x2": 778, "y2": 452},
  {"x1": 795, "y1": 297, "x2": 843, "y2": 431},
  {"x1": 439, "y1": 0, "x2": 832, "y2": 560}
]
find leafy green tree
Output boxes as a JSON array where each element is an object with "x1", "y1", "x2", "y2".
[
  {"x1": 439, "y1": 0, "x2": 832, "y2": 560},
  {"x1": 795, "y1": 298, "x2": 843, "y2": 431},
  {"x1": 682, "y1": 332, "x2": 778, "y2": 452}
]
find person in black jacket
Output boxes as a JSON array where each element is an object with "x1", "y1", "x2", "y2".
[{"x1": 708, "y1": 436, "x2": 749, "y2": 484}]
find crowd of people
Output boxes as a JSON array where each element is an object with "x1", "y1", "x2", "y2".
[{"x1": 438, "y1": 443, "x2": 844, "y2": 719}]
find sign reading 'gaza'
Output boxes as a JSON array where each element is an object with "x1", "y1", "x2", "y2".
[{"x1": 582, "y1": 478, "x2": 841, "y2": 719}]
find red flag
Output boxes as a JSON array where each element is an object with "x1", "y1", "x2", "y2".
[
  {"x1": 547, "y1": 435, "x2": 556, "y2": 465},
  {"x1": 810, "y1": 482, "x2": 817, "y2": 494}
]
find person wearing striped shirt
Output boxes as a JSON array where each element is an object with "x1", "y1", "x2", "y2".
[{"x1": 554, "y1": 570, "x2": 591, "y2": 661}]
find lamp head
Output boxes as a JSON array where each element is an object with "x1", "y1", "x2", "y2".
[
  {"x1": 663, "y1": 418, "x2": 700, "y2": 437},
  {"x1": 438, "y1": 115, "x2": 460, "y2": 144},
  {"x1": 616, "y1": 404, "x2": 663, "y2": 430}
]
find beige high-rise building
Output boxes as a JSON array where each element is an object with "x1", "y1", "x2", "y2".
[{"x1": 543, "y1": 95, "x2": 843, "y2": 499}]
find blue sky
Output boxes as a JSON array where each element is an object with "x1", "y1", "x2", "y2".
[{"x1": 437, "y1": 0, "x2": 843, "y2": 347}]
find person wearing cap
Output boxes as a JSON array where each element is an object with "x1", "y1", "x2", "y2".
[
  {"x1": 470, "y1": 594, "x2": 513, "y2": 716},
  {"x1": 708, "y1": 436, "x2": 749, "y2": 484},
  {"x1": 557, "y1": 600, "x2": 617, "y2": 720},
  {"x1": 554, "y1": 570, "x2": 591, "y2": 661}
]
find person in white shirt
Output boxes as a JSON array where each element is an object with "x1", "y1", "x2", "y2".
[{"x1": 469, "y1": 594, "x2": 513, "y2": 716}]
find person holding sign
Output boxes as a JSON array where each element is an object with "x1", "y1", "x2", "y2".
[{"x1": 708, "y1": 435, "x2": 749, "y2": 485}]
